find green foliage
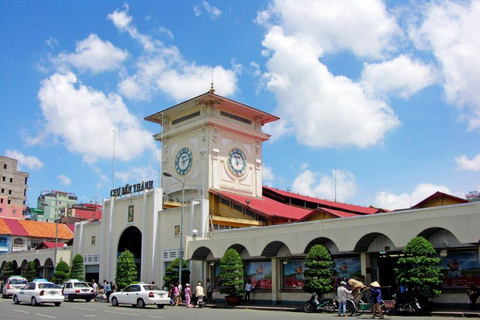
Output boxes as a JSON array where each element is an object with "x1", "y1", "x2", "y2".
[
  {"x1": 51, "y1": 261, "x2": 70, "y2": 284},
  {"x1": 395, "y1": 237, "x2": 442, "y2": 300},
  {"x1": 162, "y1": 257, "x2": 190, "y2": 287},
  {"x1": 218, "y1": 249, "x2": 244, "y2": 297},
  {"x1": 24, "y1": 261, "x2": 38, "y2": 282},
  {"x1": 115, "y1": 250, "x2": 138, "y2": 290},
  {"x1": 69, "y1": 254, "x2": 85, "y2": 280},
  {"x1": 304, "y1": 245, "x2": 334, "y2": 295},
  {"x1": 2, "y1": 261, "x2": 17, "y2": 280}
]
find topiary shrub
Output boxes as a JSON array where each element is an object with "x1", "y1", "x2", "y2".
[
  {"x1": 162, "y1": 257, "x2": 190, "y2": 288},
  {"x1": 395, "y1": 236, "x2": 442, "y2": 302},
  {"x1": 69, "y1": 254, "x2": 85, "y2": 280},
  {"x1": 24, "y1": 261, "x2": 38, "y2": 282},
  {"x1": 218, "y1": 249, "x2": 244, "y2": 297},
  {"x1": 115, "y1": 250, "x2": 138, "y2": 290},
  {"x1": 303, "y1": 244, "x2": 334, "y2": 297},
  {"x1": 51, "y1": 261, "x2": 70, "y2": 284}
]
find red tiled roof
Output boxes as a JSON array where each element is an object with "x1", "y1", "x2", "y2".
[
  {"x1": 411, "y1": 191, "x2": 468, "y2": 209},
  {"x1": 299, "y1": 208, "x2": 360, "y2": 221},
  {"x1": 0, "y1": 218, "x2": 12, "y2": 235},
  {"x1": 3, "y1": 218, "x2": 29, "y2": 236},
  {"x1": 38, "y1": 241, "x2": 66, "y2": 248},
  {"x1": 210, "y1": 189, "x2": 311, "y2": 221},
  {"x1": 66, "y1": 224, "x2": 75, "y2": 233},
  {"x1": 263, "y1": 186, "x2": 381, "y2": 214},
  {"x1": 17, "y1": 220, "x2": 74, "y2": 240}
]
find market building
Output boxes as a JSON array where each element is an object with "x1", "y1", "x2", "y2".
[{"x1": 1, "y1": 90, "x2": 479, "y2": 307}]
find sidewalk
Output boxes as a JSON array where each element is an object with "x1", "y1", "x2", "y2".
[{"x1": 200, "y1": 301, "x2": 480, "y2": 318}]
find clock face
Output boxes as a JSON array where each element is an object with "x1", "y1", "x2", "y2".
[
  {"x1": 228, "y1": 148, "x2": 246, "y2": 176},
  {"x1": 175, "y1": 147, "x2": 192, "y2": 175}
]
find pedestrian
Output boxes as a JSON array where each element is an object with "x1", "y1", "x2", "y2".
[
  {"x1": 173, "y1": 282, "x2": 181, "y2": 306},
  {"x1": 110, "y1": 281, "x2": 116, "y2": 293},
  {"x1": 244, "y1": 279, "x2": 252, "y2": 303},
  {"x1": 337, "y1": 281, "x2": 352, "y2": 317},
  {"x1": 105, "y1": 280, "x2": 112, "y2": 302},
  {"x1": 206, "y1": 278, "x2": 214, "y2": 303},
  {"x1": 369, "y1": 281, "x2": 384, "y2": 319},
  {"x1": 194, "y1": 281, "x2": 205, "y2": 307},
  {"x1": 185, "y1": 283, "x2": 192, "y2": 308},
  {"x1": 92, "y1": 279, "x2": 98, "y2": 294}
]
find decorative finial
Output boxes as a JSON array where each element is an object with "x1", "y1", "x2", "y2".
[{"x1": 209, "y1": 82, "x2": 215, "y2": 93}]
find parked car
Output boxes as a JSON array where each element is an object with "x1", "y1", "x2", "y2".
[
  {"x1": 110, "y1": 283, "x2": 170, "y2": 308},
  {"x1": 61, "y1": 279, "x2": 95, "y2": 302},
  {"x1": 13, "y1": 281, "x2": 63, "y2": 306},
  {"x1": 2, "y1": 276, "x2": 28, "y2": 298}
]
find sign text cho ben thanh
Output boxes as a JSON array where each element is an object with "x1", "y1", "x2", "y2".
[{"x1": 110, "y1": 180, "x2": 154, "y2": 197}]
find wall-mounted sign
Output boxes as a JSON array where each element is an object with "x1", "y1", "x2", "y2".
[
  {"x1": 466, "y1": 191, "x2": 480, "y2": 202},
  {"x1": 110, "y1": 180, "x2": 154, "y2": 197}
]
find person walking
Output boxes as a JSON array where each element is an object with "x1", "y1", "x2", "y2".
[
  {"x1": 185, "y1": 284, "x2": 192, "y2": 308},
  {"x1": 206, "y1": 278, "x2": 214, "y2": 303},
  {"x1": 173, "y1": 282, "x2": 181, "y2": 306},
  {"x1": 105, "y1": 280, "x2": 112, "y2": 302},
  {"x1": 337, "y1": 281, "x2": 352, "y2": 317},
  {"x1": 370, "y1": 281, "x2": 384, "y2": 319},
  {"x1": 244, "y1": 279, "x2": 252, "y2": 303}
]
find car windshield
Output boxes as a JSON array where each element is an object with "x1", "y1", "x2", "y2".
[
  {"x1": 143, "y1": 285, "x2": 160, "y2": 291},
  {"x1": 73, "y1": 283, "x2": 89, "y2": 288},
  {"x1": 39, "y1": 283, "x2": 58, "y2": 289},
  {"x1": 10, "y1": 279, "x2": 27, "y2": 284}
]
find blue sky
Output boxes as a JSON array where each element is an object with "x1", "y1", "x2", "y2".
[{"x1": 1, "y1": 0, "x2": 479, "y2": 210}]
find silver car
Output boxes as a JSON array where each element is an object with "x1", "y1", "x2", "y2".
[{"x1": 2, "y1": 276, "x2": 28, "y2": 298}]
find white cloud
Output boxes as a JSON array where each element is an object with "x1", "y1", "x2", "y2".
[
  {"x1": 115, "y1": 166, "x2": 158, "y2": 184},
  {"x1": 455, "y1": 154, "x2": 480, "y2": 171},
  {"x1": 257, "y1": 0, "x2": 401, "y2": 58},
  {"x1": 262, "y1": 166, "x2": 275, "y2": 183},
  {"x1": 54, "y1": 34, "x2": 128, "y2": 73},
  {"x1": 57, "y1": 174, "x2": 72, "y2": 186},
  {"x1": 109, "y1": 6, "x2": 237, "y2": 102},
  {"x1": 260, "y1": 26, "x2": 400, "y2": 148},
  {"x1": 291, "y1": 169, "x2": 357, "y2": 202},
  {"x1": 5, "y1": 150, "x2": 44, "y2": 170},
  {"x1": 33, "y1": 72, "x2": 155, "y2": 163},
  {"x1": 375, "y1": 183, "x2": 453, "y2": 210},
  {"x1": 361, "y1": 55, "x2": 437, "y2": 98},
  {"x1": 409, "y1": 0, "x2": 480, "y2": 131},
  {"x1": 194, "y1": 1, "x2": 222, "y2": 19}
]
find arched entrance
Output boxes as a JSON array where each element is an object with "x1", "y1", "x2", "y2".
[{"x1": 117, "y1": 226, "x2": 142, "y2": 278}]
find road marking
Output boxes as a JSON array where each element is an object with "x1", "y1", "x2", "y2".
[
  {"x1": 104, "y1": 310, "x2": 139, "y2": 316},
  {"x1": 35, "y1": 313, "x2": 57, "y2": 319},
  {"x1": 72, "y1": 306, "x2": 96, "y2": 311},
  {"x1": 14, "y1": 310, "x2": 30, "y2": 314},
  {"x1": 85, "y1": 315, "x2": 96, "y2": 317},
  {"x1": 148, "y1": 316, "x2": 163, "y2": 319}
]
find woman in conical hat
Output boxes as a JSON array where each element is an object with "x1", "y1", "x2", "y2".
[
  {"x1": 370, "y1": 281, "x2": 383, "y2": 319},
  {"x1": 370, "y1": 281, "x2": 380, "y2": 288}
]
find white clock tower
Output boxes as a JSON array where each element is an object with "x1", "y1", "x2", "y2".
[{"x1": 145, "y1": 89, "x2": 278, "y2": 204}]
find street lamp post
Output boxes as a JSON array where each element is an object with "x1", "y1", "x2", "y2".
[{"x1": 163, "y1": 172, "x2": 185, "y2": 286}]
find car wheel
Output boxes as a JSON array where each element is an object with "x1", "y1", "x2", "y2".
[
  {"x1": 157, "y1": 304, "x2": 165, "y2": 309},
  {"x1": 68, "y1": 294, "x2": 74, "y2": 302},
  {"x1": 31, "y1": 297, "x2": 38, "y2": 306},
  {"x1": 111, "y1": 297, "x2": 118, "y2": 307},
  {"x1": 85, "y1": 298, "x2": 91, "y2": 302},
  {"x1": 137, "y1": 299, "x2": 145, "y2": 308},
  {"x1": 13, "y1": 295, "x2": 20, "y2": 304},
  {"x1": 55, "y1": 302, "x2": 61, "y2": 306}
]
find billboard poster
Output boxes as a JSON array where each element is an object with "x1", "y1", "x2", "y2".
[
  {"x1": 246, "y1": 261, "x2": 272, "y2": 290},
  {"x1": 333, "y1": 256, "x2": 362, "y2": 280},
  {"x1": 283, "y1": 260, "x2": 306, "y2": 289},
  {"x1": 441, "y1": 251, "x2": 480, "y2": 287}
]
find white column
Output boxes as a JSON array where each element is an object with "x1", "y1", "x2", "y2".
[
  {"x1": 271, "y1": 257, "x2": 278, "y2": 305},
  {"x1": 141, "y1": 189, "x2": 148, "y2": 281}
]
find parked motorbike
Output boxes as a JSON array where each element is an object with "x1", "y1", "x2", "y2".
[
  {"x1": 385, "y1": 294, "x2": 421, "y2": 315},
  {"x1": 303, "y1": 292, "x2": 336, "y2": 313},
  {"x1": 196, "y1": 295, "x2": 205, "y2": 308}
]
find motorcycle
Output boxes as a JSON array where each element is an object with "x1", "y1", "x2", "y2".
[
  {"x1": 303, "y1": 292, "x2": 336, "y2": 313},
  {"x1": 385, "y1": 294, "x2": 421, "y2": 315},
  {"x1": 196, "y1": 295, "x2": 205, "y2": 308}
]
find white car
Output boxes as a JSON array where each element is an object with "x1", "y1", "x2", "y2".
[
  {"x1": 61, "y1": 280, "x2": 95, "y2": 302},
  {"x1": 2, "y1": 276, "x2": 28, "y2": 298},
  {"x1": 110, "y1": 284, "x2": 170, "y2": 308},
  {"x1": 13, "y1": 281, "x2": 63, "y2": 306}
]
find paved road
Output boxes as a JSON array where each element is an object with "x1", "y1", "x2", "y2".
[{"x1": 0, "y1": 298, "x2": 470, "y2": 320}]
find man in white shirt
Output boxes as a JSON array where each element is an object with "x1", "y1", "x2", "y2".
[{"x1": 337, "y1": 281, "x2": 352, "y2": 317}]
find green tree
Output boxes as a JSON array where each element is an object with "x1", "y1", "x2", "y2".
[
  {"x1": 2, "y1": 261, "x2": 17, "y2": 280},
  {"x1": 162, "y1": 257, "x2": 190, "y2": 287},
  {"x1": 218, "y1": 249, "x2": 244, "y2": 297},
  {"x1": 69, "y1": 254, "x2": 85, "y2": 280},
  {"x1": 395, "y1": 236, "x2": 442, "y2": 301},
  {"x1": 303, "y1": 244, "x2": 334, "y2": 297},
  {"x1": 115, "y1": 250, "x2": 138, "y2": 290},
  {"x1": 24, "y1": 261, "x2": 38, "y2": 282},
  {"x1": 51, "y1": 261, "x2": 70, "y2": 284}
]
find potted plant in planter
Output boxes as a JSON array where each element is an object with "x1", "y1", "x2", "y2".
[{"x1": 218, "y1": 248, "x2": 245, "y2": 306}]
